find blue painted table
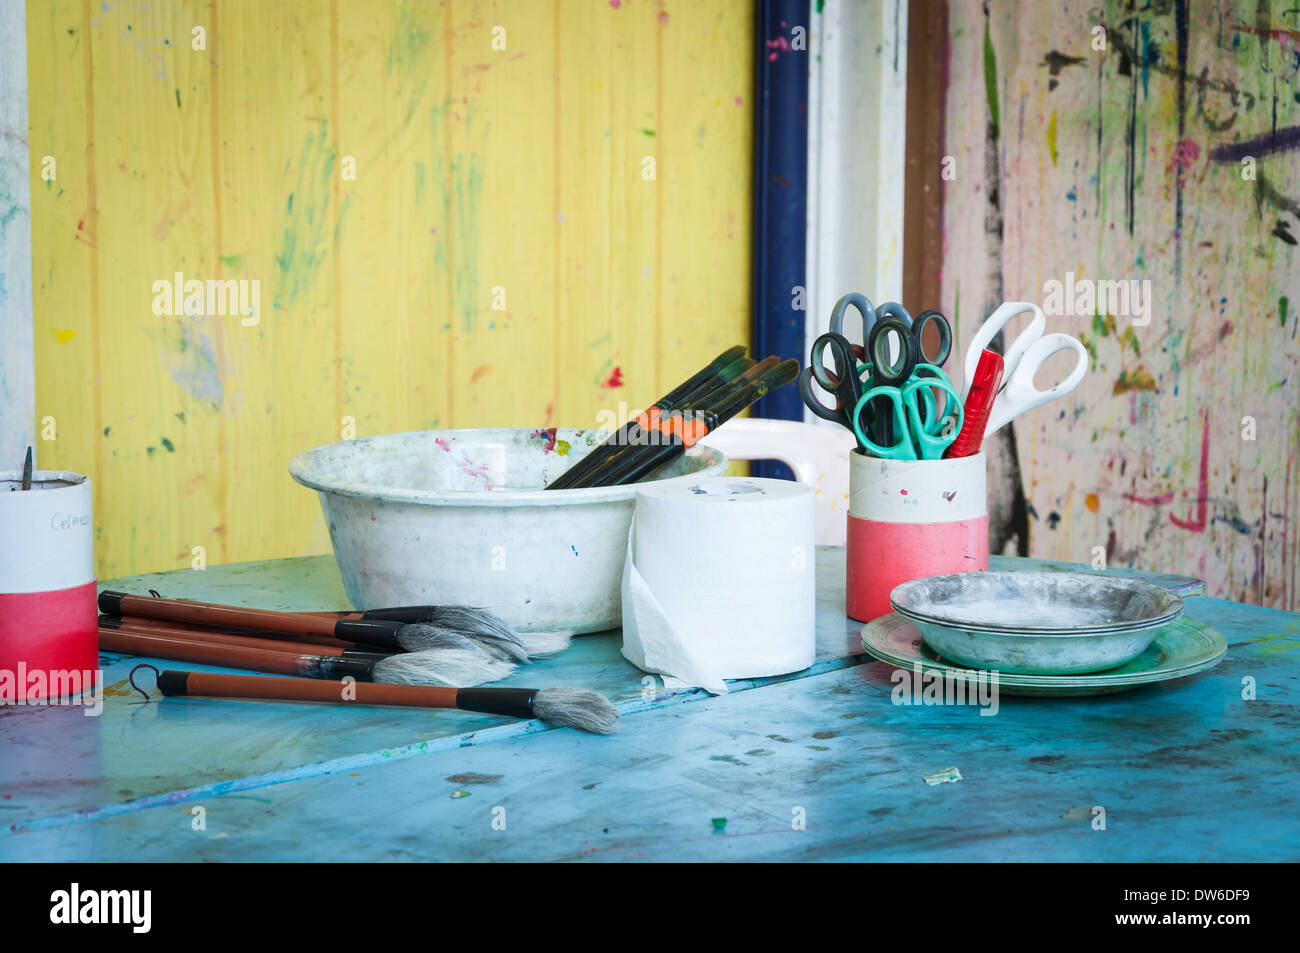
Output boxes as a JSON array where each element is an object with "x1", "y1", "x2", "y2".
[{"x1": 3, "y1": 549, "x2": 1296, "y2": 861}]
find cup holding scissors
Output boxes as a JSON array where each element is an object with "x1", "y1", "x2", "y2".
[{"x1": 962, "y1": 301, "x2": 1089, "y2": 438}]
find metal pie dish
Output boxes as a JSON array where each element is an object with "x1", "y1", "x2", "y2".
[{"x1": 889, "y1": 571, "x2": 1184, "y2": 675}]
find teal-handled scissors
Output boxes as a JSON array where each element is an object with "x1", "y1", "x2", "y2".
[{"x1": 852, "y1": 369, "x2": 964, "y2": 460}]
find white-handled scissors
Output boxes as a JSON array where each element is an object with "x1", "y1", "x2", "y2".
[{"x1": 962, "y1": 301, "x2": 1089, "y2": 438}]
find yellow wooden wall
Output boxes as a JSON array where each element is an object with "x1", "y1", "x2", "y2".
[{"x1": 26, "y1": 0, "x2": 753, "y2": 578}]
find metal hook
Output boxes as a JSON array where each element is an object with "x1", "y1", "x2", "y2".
[{"x1": 129, "y1": 663, "x2": 160, "y2": 701}]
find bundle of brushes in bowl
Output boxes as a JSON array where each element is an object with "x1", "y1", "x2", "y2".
[
  {"x1": 289, "y1": 349, "x2": 798, "y2": 633},
  {"x1": 289, "y1": 427, "x2": 727, "y2": 633}
]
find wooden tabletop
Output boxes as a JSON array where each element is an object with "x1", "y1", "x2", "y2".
[{"x1": 3, "y1": 549, "x2": 1296, "y2": 861}]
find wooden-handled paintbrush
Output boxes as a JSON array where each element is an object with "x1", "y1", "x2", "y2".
[
  {"x1": 99, "y1": 615, "x2": 391, "y2": 657},
  {"x1": 139, "y1": 667, "x2": 620, "y2": 734},
  {"x1": 97, "y1": 590, "x2": 562, "y2": 661},
  {"x1": 589, "y1": 359, "x2": 801, "y2": 487},
  {"x1": 101, "y1": 626, "x2": 514, "y2": 687},
  {"x1": 571, "y1": 356, "x2": 781, "y2": 489},
  {"x1": 546, "y1": 345, "x2": 749, "y2": 490}
]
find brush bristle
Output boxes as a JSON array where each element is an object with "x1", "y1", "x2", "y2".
[
  {"x1": 532, "y1": 687, "x2": 620, "y2": 734},
  {"x1": 517, "y1": 630, "x2": 574, "y2": 658},
  {"x1": 373, "y1": 648, "x2": 515, "y2": 687},
  {"x1": 409, "y1": 609, "x2": 531, "y2": 662}
]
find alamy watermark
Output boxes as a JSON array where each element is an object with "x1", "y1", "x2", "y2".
[
  {"x1": 890, "y1": 662, "x2": 1000, "y2": 716},
  {"x1": 1042, "y1": 272, "x2": 1152, "y2": 327},
  {"x1": 152, "y1": 271, "x2": 259, "y2": 326},
  {"x1": 0, "y1": 665, "x2": 103, "y2": 716}
]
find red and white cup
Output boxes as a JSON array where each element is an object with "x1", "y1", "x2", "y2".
[
  {"x1": 846, "y1": 451, "x2": 988, "y2": 623},
  {"x1": 0, "y1": 469, "x2": 98, "y2": 701}
]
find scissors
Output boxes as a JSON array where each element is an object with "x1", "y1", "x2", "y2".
[
  {"x1": 826, "y1": 293, "x2": 880, "y2": 360},
  {"x1": 859, "y1": 309, "x2": 953, "y2": 442},
  {"x1": 962, "y1": 302, "x2": 1089, "y2": 438},
  {"x1": 852, "y1": 371, "x2": 964, "y2": 460},
  {"x1": 865, "y1": 309, "x2": 953, "y2": 386},
  {"x1": 798, "y1": 331, "x2": 874, "y2": 438}
]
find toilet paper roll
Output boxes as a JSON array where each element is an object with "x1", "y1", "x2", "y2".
[{"x1": 621, "y1": 477, "x2": 816, "y2": 693}]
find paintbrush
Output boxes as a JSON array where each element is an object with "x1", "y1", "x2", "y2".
[
  {"x1": 589, "y1": 359, "x2": 800, "y2": 487},
  {"x1": 21, "y1": 447, "x2": 33, "y2": 490},
  {"x1": 101, "y1": 626, "x2": 515, "y2": 687},
  {"x1": 105, "y1": 613, "x2": 382, "y2": 652},
  {"x1": 546, "y1": 345, "x2": 748, "y2": 490},
  {"x1": 299, "y1": 607, "x2": 572, "y2": 660},
  {"x1": 138, "y1": 666, "x2": 620, "y2": 734},
  {"x1": 97, "y1": 590, "x2": 558, "y2": 661},
  {"x1": 99, "y1": 616, "x2": 395, "y2": 657},
  {"x1": 570, "y1": 356, "x2": 781, "y2": 489}
]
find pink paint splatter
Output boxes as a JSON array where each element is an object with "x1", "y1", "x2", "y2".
[
  {"x1": 900, "y1": 489, "x2": 908, "y2": 496},
  {"x1": 609, "y1": 0, "x2": 619, "y2": 7},
  {"x1": 734, "y1": 96, "x2": 744, "y2": 106},
  {"x1": 1167, "y1": 139, "x2": 1200, "y2": 174},
  {"x1": 531, "y1": 427, "x2": 558, "y2": 452},
  {"x1": 658, "y1": 11, "x2": 669, "y2": 24},
  {"x1": 603, "y1": 367, "x2": 625, "y2": 389},
  {"x1": 435, "y1": 437, "x2": 451, "y2": 451},
  {"x1": 766, "y1": 35, "x2": 792, "y2": 62}
]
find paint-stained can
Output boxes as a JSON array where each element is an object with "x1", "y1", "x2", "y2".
[
  {"x1": 0, "y1": 470, "x2": 99, "y2": 701},
  {"x1": 846, "y1": 451, "x2": 988, "y2": 623}
]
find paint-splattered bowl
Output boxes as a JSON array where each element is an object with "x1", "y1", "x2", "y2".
[
  {"x1": 289, "y1": 428, "x2": 727, "y2": 634},
  {"x1": 890, "y1": 571, "x2": 1184, "y2": 675}
]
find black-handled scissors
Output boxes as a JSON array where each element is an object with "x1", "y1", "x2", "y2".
[
  {"x1": 827, "y1": 293, "x2": 879, "y2": 362},
  {"x1": 798, "y1": 331, "x2": 876, "y2": 437},
  {"x1": 864, "y1": 309, "x2": 953, "y2": 386}
]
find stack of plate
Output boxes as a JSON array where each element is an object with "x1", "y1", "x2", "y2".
[{"x1": 860, "y1": 571, "x2": 1226, "y2": 696}]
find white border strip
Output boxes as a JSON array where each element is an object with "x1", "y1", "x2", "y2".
[{"x1": 0, "y1": 0, "x2": 36, "y2": 469}]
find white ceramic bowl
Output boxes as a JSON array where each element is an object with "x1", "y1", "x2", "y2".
[{"x1": 289, "y1": 428, "x2": 727, "y2": 633}]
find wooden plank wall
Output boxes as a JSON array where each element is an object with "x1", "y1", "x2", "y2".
[
  {"x1": 25, "y1": 0, "x2": 753, "y2": 578},
  {"x1": 943, "y1": 0, "x2": 1300, "y2": 608}
]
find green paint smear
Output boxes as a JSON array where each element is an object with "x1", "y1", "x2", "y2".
[
  {"x1": 160, "y1": 437, "x2": 174, "y2": 452},
  {"x1": 386, "y1": 4, "x2": 430, "y2": 73},
  {"x1": 983, "y1": 17, "x2": 999, "y2": 141},
  {"x1": 641, "y1": 128, "x2": 656, "y2": 137},
  {"x1": 220, "y1": 253, "x2": 244, "y2": 270},
  {"x1": 274, "y1": 123, "x2": 336, "y2": 310},
  {"x1": 1281, "y1": 296, "x2": 1290, "y2": 327}
]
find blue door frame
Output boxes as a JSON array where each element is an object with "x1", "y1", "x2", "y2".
[{"x1": 751, "y1": 0, "x2": 810, "y2": 478}]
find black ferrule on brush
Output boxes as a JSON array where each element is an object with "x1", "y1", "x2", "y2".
[
  {"x1": 156, "y1": 670, "x2": 192, "y2": 696},
  {"x1": 333, "y1": 619, "x2": 407, "y2": 650},
  {"x1": 358, "y1": 606, "x2": 439, "y2": 624},
  {"x1": 455, "y1": 688, "x2": 538, "y2": 719},
  {"x1": 98, "y1": 590, "x2": 127, "y2": 615},
  {"x1": 305, "y1": 656, "x2": 378, "y2": 681}
]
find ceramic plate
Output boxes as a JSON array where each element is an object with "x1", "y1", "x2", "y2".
[{"x1": 861, "y1": 613, "x2": 1227, "y2": 697}]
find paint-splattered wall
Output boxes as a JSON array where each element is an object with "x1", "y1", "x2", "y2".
[
  {"x1": 26, "y1": 0, "x2": 752, "y2": 578},
  {"x1": 944, "y1": 0, "x2": 1299, "y2": 608}
]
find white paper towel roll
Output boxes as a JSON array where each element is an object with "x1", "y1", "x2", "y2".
[{"x1": 621, "y1": 477, "x2": 816, "y2": 693}]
